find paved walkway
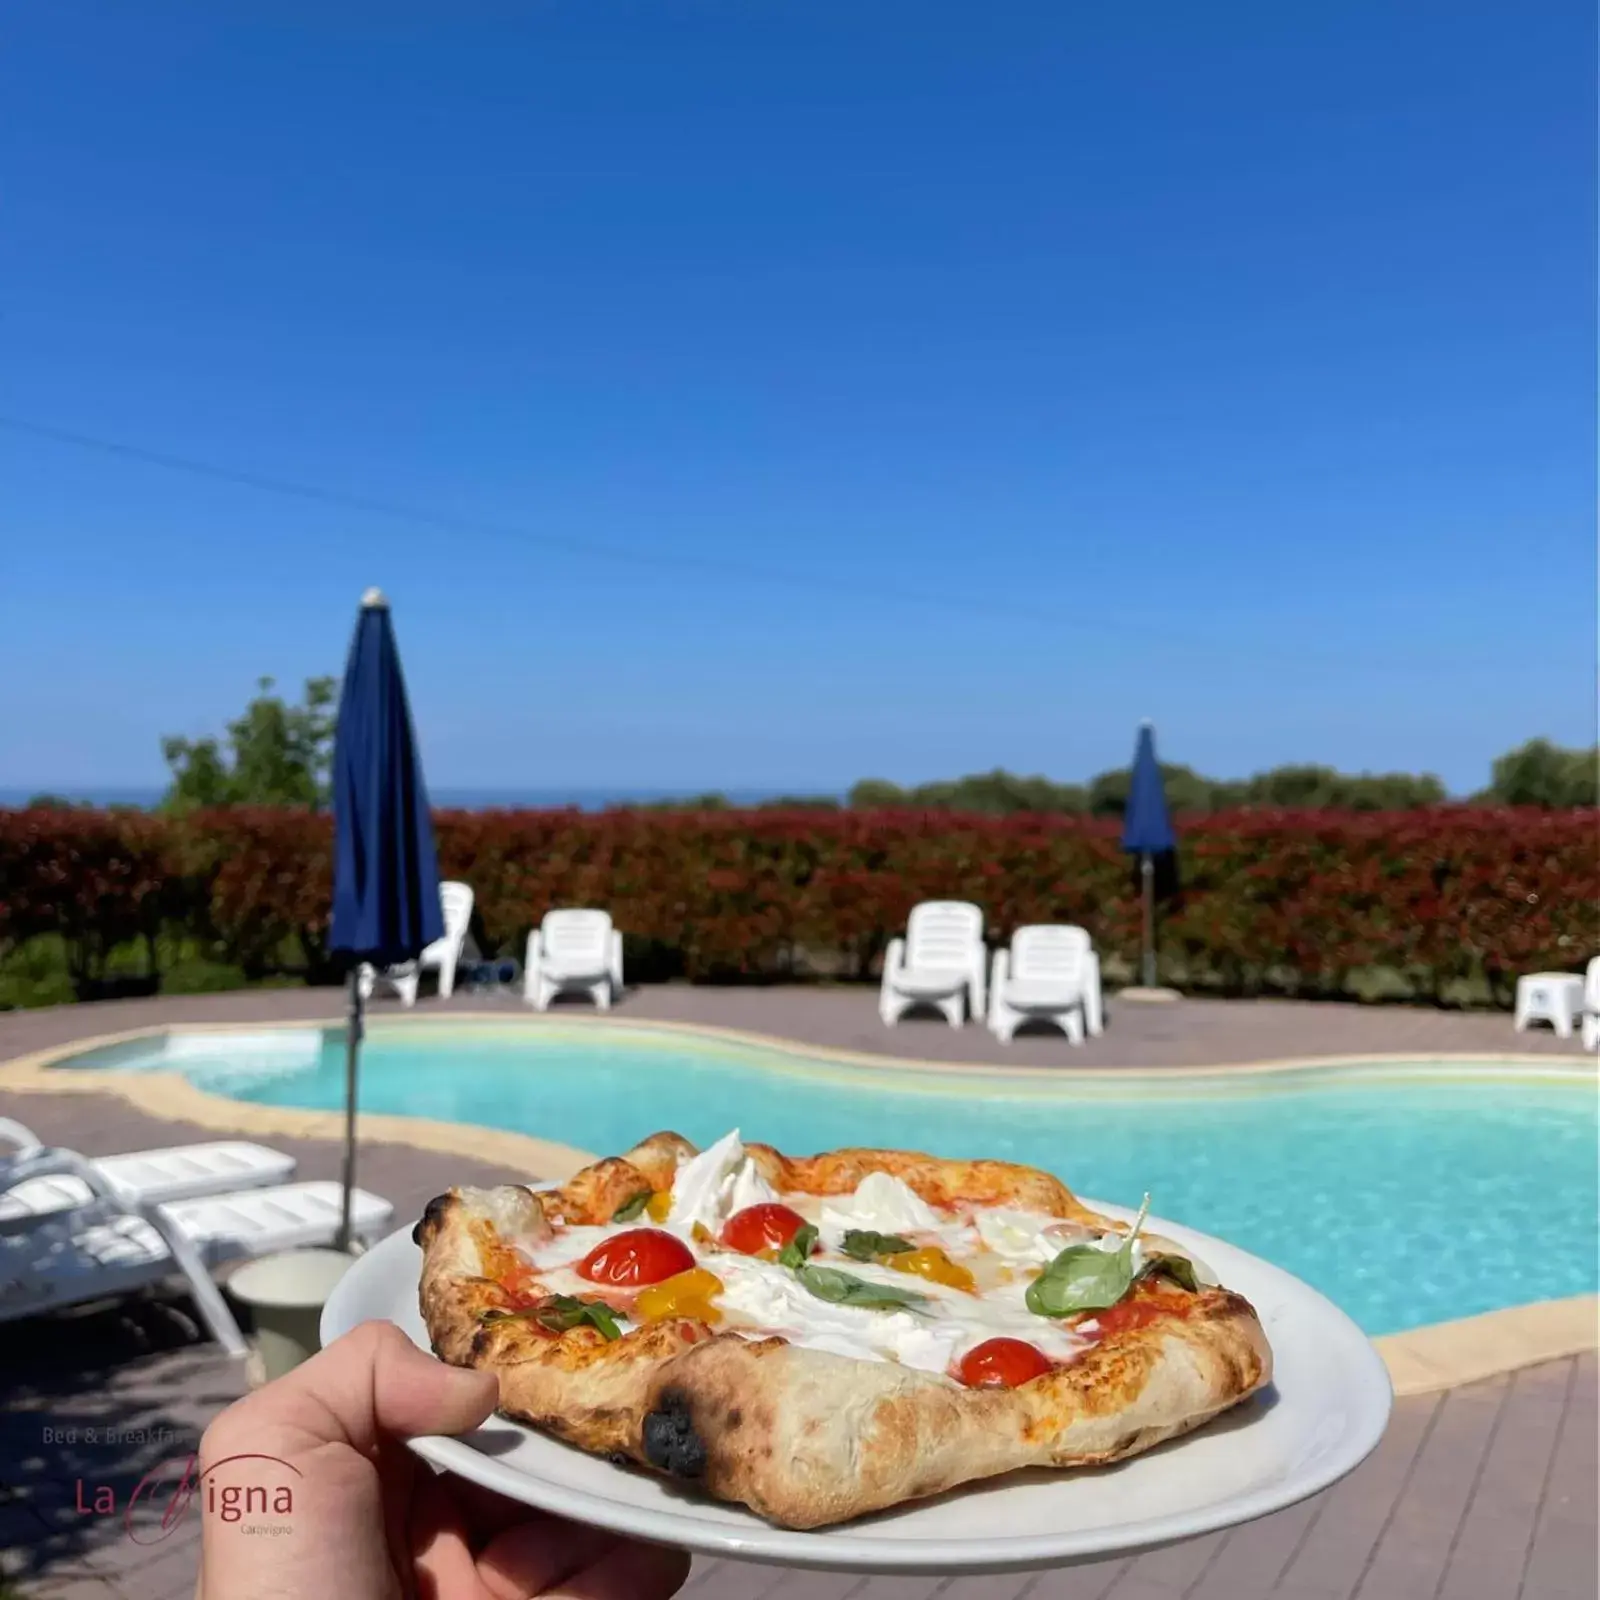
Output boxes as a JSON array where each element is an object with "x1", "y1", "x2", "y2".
[
  {"x1": 0, "y1": 982, "x2": 1581, "y2": 1071},
  {"x1": 1, "y1": 988, "x2": 1594, "y2": 1598}
]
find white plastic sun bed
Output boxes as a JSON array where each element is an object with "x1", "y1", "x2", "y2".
[
  {"x1": 878, "y1": 900, "x2": 987, "y2": 1027},
  {"x1": 360, "y1": 879, "x2": 478, "y2": 1005},
  {"x1": 0, "y1": 1146, "x2": 393, "y2": 1358},
  {"x1": 987, "y1": 924, "x2": 1104, "y2": 1044},
  {"x1": 0, "y1": 1119, "x2": 297, "y2": 1223},
  {"x1": 525, "y1": 908, "x2": 624, "y2": 1011}
]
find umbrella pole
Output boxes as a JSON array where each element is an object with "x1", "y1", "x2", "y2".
[
  {"x1": 337, "y1": 968, "x2": 363, "y2": 1253},
  {"x1": 1141, "y1": 853, "x2": 1156, "y2": 989}
]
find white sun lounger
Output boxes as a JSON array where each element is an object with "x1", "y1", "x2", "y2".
[
  {"x1": 1583, "y1": 957, "x2": 1600, "y2": 1052},
  {"x1": 879, "y1": 901, "x2": 987, "y2": 1027},
  {"x1": 524, "y1": 909, "x2": 624, "y2": 1011},
  {"x1": 361, "y1": 879, "x2": 479, "y2": 1005},
  {"x1": 0, "y1": 1146, "x2": 394, "y2": 1358},
  {"x1": 987, "y1": 924, "x2": 1104, "y2": 1043},
  {"x1": 0, "y1": 1120, "x2": 297, "y2": 1222}
]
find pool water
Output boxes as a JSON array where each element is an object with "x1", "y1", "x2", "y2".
[{"x1": 74, "y1": 1023, "x2": 1598, "y2": 1337}]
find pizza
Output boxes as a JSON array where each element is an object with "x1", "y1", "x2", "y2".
[{"x1": 414, "y1": 1129, "x2": 1271, "y2": 1529}]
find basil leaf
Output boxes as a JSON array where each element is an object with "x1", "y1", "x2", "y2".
[
  {"x1": 529, "y1": 1294, "x2": 625, "y2": 1341},
  {"x1": 794, "y1": 1264, "x2": 928, "y2": 1310},
  {"x1": 1026, "y1": 1194, "x2": 1153, "y2": 1319},
  {"x1": 1024, "y1": 1244, "x2": 1135, "y2": 1317},
  {"x1": 611, "y1": 1190, "x2": 651, "y2": 1223},
  {"x1": 778, "y1": 1222, "x2": 819, "y2": 1270},
  {"x1": 840, "y1": 1229, "x2": 914, "y2": 1262},
  {"x1": 575, "y1": 1301, "x2": 623, "y2": 1341},
  {"x1": 1141, "y1": 1253, "x2": 1200, "y2": 1293}
]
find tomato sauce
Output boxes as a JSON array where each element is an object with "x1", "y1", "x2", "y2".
[
  {"x1": 498, "y1": 1262, "x2": 543, "y2": 1308},
  {"x1": 1083, "y1": 1286, "x2": 1193, "y2": 1341}
]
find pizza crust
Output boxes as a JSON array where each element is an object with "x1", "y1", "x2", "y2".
[{"x1": 413, "y1": 1133, "x2": 1273, "y2": 1529}]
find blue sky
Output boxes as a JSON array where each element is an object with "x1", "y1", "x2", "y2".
[{"x1": 2, "y1": 1, "x2": 1592, "y2": 795}]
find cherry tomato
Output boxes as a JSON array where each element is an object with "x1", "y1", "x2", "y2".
[
  {"x1": 956, "y1": 1337, "x2": 1053, "y2": 1389},
  {"x1": 720, "y1": 1203, "x2": 809, "y2": 1256},
  {"x1": 577, "y1": 1228, "x2": 695, "y2": 1286}
]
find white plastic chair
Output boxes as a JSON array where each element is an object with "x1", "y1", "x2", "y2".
[
  {"x1": 0, "y1": 1148, "x2": 392, "y2": 1358},
  {"x1": 360, "y1": 880, "x2": 477, "y2": 1006},
  {"x1": 524, "y1": 909, "x2": 624, "y2": 1012},
  {"x1": 1512, "y1": 970, "x2": 1586, "y2": 1039},
  {"x1": 1583, "y1": 957, "x2": 1600, "y2": 1052},
  {"x1": 0, "y1": 1120, "x2": 297, "y2": 1224},
  {"x1": 987, "y1": 925, "x2": 1104, "y2": 1044},
  {"x1": 879, "y1": 901, "x2": 986, "y2": 1027}
]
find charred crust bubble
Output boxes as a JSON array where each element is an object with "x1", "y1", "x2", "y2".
[
  {"x1": 412, "y1": 1194, "x2": 453, "y2": 1246},
  {"x1": 642, "y1": 1389, "x2": 708, "y2": 1479}
]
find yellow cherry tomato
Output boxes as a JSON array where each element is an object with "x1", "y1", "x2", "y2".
[
  {"x1": 889, "y1": 1246, "x2": 976, "y2": 1293},
  {"x1": 646, "y1": 1191, "x2": 672, "y2": 1223},
  {"x1": 635, "y1": 1267, "x2": 724, "y2": 1325}
]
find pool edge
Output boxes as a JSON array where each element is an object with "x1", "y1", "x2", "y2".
[
  {"x1": 7, "y1": 1009, "x2": 1588, "y2": 1083},
  {"x1": 1374, "y1": 1294, "x2": 1599, "y2": 1395}
]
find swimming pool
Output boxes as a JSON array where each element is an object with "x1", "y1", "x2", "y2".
[{"x1": 60, "y1": 1021, "x2": 1597, "y2": 1337}]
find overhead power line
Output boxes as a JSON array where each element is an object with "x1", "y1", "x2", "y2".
[
  {"x1": 0, "y1": 410, "x2": 1509, "y2": 676},
  {"x1": 0, "y1": 412, "x2": 1097, "y2": 630}
]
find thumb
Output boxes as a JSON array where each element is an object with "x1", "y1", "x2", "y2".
[{"x1": 211, "y1": 1320, "x2": 497, "y2": 1459}]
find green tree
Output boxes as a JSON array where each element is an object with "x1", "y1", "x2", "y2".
[
  {"x1": 161, "y1": 676, "x2": 338, "y2": 811},
  {"x1": 848, "y1": 771, "x2": 1089, "y2": 814},
  {"x1": 846, "y1": 743, "x2": 1594, "y2": 817},
  {"x1": 1483, "y1": 739, "x2": 1599, "y2": 808},
  {"x1": 1230, "y1": 765, "x2": 1447, "y2": 810},
  {"x1": 1087, "y1": 762, "x2": 1214, "y2": 817},
  {"x1": 848, "y1": 779, "x2": 910, "y2": 808}
]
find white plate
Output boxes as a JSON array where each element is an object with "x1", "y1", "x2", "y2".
[{"x1": 322, "y1": 1202, "x2": 1391, "y2": 1573}]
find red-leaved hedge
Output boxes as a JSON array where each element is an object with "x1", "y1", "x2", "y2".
[{"x1": 0, "y1": 805, "x2": 1593, "y2": 1003}]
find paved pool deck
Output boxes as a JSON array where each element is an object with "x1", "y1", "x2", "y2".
[
  {"x1": 0, "y1": 981, "x2": 1586, "y2": 1069},
  {"x1": 1, "y1": 986, "x2": 1595, "y2": 1599}
]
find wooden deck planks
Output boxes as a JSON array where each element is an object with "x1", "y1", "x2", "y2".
[
  {"x1": 1436, "y1": 1359, "x2": 1576, "y2": 1600},
  {"x1": 1518, "y1": 1352, "x2": 1598, "y2": 1600}
]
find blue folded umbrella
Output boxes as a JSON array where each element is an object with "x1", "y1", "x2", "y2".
[
  {"x1": 1121, "y1": 723, "x2": 1176, "y2": 857},
  {"x1": 330, "y1": 593, "x2": 443, "y2": 966},
  {"x1": 1121, "y1": 722, "x2": 1177, "y2": 990},
  {"x1": 328, "y1": 588, "x2": 443, "y2": 1246}
]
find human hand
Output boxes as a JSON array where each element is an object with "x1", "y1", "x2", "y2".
[{"x1": 198, "y1": 1319, "x2": 691, "y2": 1599}]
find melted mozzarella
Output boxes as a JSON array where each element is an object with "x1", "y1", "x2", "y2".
[
  {"x1": 1093, "y1": 1228, "x2": 1147, "y2": 1276},
  {"x1": 973, "y1": 1207, "x2": 1091, "y2": 1263},
  {"x1": 711, "y1": 1252, "x2": 957, "y2": 1370},
  {"x1": 665, "y1": 1128, "x2": 779, "y2": 1233},
  {"x1": 522, "y1": 1225, "x2": 612, "y2": 1271},
  {"x1": 832, "y1": 1256, "x2": 1089, "y2": 1365},
  {"x1": 727, "y1": 1157, "x2": 779, "y2": 1216},
  {"x1": 818, "y1": 1171, "x2": 954, "y2": 1247},
  {"x1": 501, "y1": 1133, "x2": 1124, "y2": 1374},
  {"x1": 972, "y1": 1206, "x2": 1190, "y2": 1284}
]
